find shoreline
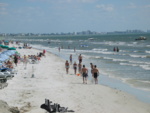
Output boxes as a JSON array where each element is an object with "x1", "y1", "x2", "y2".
[
  {"x1": 0, "y1": 47, "x2": 150, "y2": 113},
  {"x1": 33, "y1": 45, "x2": 150, "y2": 104}
]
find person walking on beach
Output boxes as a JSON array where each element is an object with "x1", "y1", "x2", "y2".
[
  {"x1": 92, "y1": 65, "x2": 99, "y2": 84},
  {"x1": 78, "y1": 54, "x2": 82, "y2": 63},
  {"x1": 14, "y1": 55, "x2": 18, "y2": 66},
  {"x1": 78, "y1": 62, "x2": 82, "y2": 74},
  {"x1": 65, "y1": 60, "x2": 70, "y2": 74},
  {"x1": 70, "y1": 54, "x2": 72, "y2": 65},
  {"x1": 23, "y1": 55, "x2": 28, "y2": 69},
  {"x1": 73, "y1": 62, "x2": 77, "y2": 75},
  {"x1": 90, "y1": 63, "x2": 94, "y2": 83},
  {"x1": 81, "y1": 65, "x2": 88, "y2": 84},
  {"x1": 90, "y1": 63, "x2": 94, "y2": 75}
]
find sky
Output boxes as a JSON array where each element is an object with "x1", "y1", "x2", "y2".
[{"x1": 0, "y1": 0, "x2": 150, "y2": 33}]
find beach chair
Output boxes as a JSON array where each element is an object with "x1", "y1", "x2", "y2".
[
  {"x1": 40, "y1": 99, "x2": 74, "y2": 113},
  {"x1": 0, "y1": 72, "x2": 14, "y2": 78},
  {"x1": 0, "y1": 77, "x2": 7, "y2": 83},
  {"x1": 0, "y1": 67, "x2": 16, "y2": 75},
  {"x1": 29, "y1": 59, "x2": 38, "y2": 64},
  {"x1": 0, "y1": 77, "x2": 8, "y2": 89},
  {"x1": 0, "y1": 82, "x2": 8, "y2": 89}
]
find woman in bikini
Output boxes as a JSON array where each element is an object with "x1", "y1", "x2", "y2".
[
  {"x1": 78, "y1": 62, "x2": 82, "y2": 74},
  {"x1": 65, "y1": 60, "x2": 70, "y2": 74},
  {"x1": 70, "y1": 54, "x2": 72, "y2": 65},
  {"x1": 73, "y1": 62, "x2": 77, "y2": 74}
]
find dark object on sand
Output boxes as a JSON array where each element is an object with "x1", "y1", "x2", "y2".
[
  {"x1": 39, "y1": 52, "x2": 43, "y2": 57},
  {"x1": 41, "y1": 99, "x2": 75, "y2": 113},
  {"x1": 0, "y1": 78, "x2": 8, "y2": 89},
  {"x1": 0, "y1": 78, "x2": 7, "y2": 83}
]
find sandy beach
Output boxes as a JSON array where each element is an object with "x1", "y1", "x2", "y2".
[{"x1": 0, "y1": 47, "x2": 150, "y2": 113}]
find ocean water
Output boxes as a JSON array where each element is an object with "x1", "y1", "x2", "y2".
[{"x1": 6, "y1": 34, "x2": 150, "y2": 103}]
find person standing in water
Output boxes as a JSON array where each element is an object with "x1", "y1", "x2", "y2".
[
  {"x1": 70, "y1": 54, "x2": 72, "y2": 65},
  {"x1": 92, "y1": 65, "x2": 99, "y2": 84},
  {"x1": 113, "y1": 47, "x2": 116, "y2": 52},
  {"x1": 65, "y1": 60, "x2": 70, "y2": 74},
  {"x1": 116, "y1": 47, "x2": 119, "y2": 52}
]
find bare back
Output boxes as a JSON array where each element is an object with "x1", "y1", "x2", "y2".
[
  {"x1": 92, "y1": 68, "x2": 99, "y2": 73},
  {"x1": 82, "y1": 67, "x2": 88, "y2": 73}
]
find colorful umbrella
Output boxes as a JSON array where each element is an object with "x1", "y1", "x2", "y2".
[{"x1": 7, "y1": 47, "x2": 16, "y2": 50}]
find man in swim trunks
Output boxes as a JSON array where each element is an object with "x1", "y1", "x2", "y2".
[
  {"x1": 78, "y1": 54, "x2": 82, "y2": 63},
  {"x1": 81, "y1": 65, "x2": 88, "y2": 84},
  {"x1": 92, "y1": 65, "x2": 99, "y2": 84}
]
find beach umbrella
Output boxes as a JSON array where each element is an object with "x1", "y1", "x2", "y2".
[
  {"x1": 0, "y1": 54, "x2": 9, "y2": 60},
  {"x1": 3, "y1": 50, "x2": 16, "y2": 56},
  {"x1": 7, "y1": 47, "x2": 16, "y2": 50},
  {"x1": 0, "y1": 58, "x2": 5, "y2": 62},
  {"x1": 2, "y1": 51, "x2": 12, "y2": 56},
  {"x1": 14, "y1": 51, "x2": 19, "y2": 55},
  {"x1": 1, "y1": 45, "x2": 9, "y2": 49},
  {"x1": 9, "y1": 50, "x2": 16, "y2": 55}
]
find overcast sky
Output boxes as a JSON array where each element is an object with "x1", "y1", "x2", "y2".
[{"x1": 0, "y1": 0, "x2": 150, "y2": 33}]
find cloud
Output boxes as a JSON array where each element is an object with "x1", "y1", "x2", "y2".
[
  {"x1": 0, "y1": 3, "x2": 8, "y2": 15},
  {"x1": 77, "y1": 0, "x2": 97, "y2": 3},
  {"x1": 58, "y1": 0, "x2": 97, "y2": 3},
  {"x1": 144, "y1": 5, "x2": 150, "y2": 8},
  {"x1": 96, "y1": 4, "x2": 114, "y2": 12},
  {"x1": 27, "y1": 0, "x2": 96, "y2": 3},
  {"x1": 27, "y1": 0, "x2": 47, "y2": 1},
  {"x1": 0, "y1": 3, "x2": 8, "y2": 7},
  {"x1": 127, "y1": 3, "x2": 137, "y2": 9}
]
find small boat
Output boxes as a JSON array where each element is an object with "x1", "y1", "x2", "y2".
[{"x1": 135, "y1": 36, "x2": 147, "y2": 40}]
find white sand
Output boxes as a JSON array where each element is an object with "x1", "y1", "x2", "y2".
[{"x1": 0, "y1": 48, "x2": 150, "y2": 113}]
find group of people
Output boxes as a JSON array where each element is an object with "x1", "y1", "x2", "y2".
[
  {"x1": 113, "y1": 47, "x2": 119, "y2": 52},
  {"x1": 13, "y1": 50, "x2": 46, "y2": 69},
  {"x1": 65, "y1": 54, "x2": 99, "y2": 84},
  {"x1": 58, "y1": 46, "x2": 76, "y2": 52}
]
